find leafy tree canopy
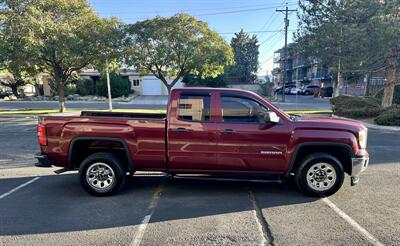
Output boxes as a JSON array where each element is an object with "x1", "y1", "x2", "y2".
[
  {"x1": 0, "y1": 0, "x2": 121, "y2": 111},
  {"x1": 124, "y1": 13, "x2": 233, "y2": 92}
]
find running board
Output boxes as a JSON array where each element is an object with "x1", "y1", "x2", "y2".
[
  {"x1": 172, "y1": 175, "x2": 283, "y2": 184},
  {"x1": 54, "y1": 168, "x2": 71, "y2": 174}
]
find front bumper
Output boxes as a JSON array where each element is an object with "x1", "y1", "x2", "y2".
[
  {"x1": 34, "y1": 153, "x2": 52, "y2": 168},
  {"x1": 350, "y1": 156, "x2": 369, "y2": 186}
]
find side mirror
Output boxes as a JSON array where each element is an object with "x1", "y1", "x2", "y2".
[{"x1": 262, "y1": 111, "x2": 280, "y2": 124}]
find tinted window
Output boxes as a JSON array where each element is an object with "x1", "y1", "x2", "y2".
[
  {"x1": 221, "y1": 96, "x2": 268, "y2": 123},
  {"x1": 177, "y1": 94, "x2": 210, "y2": 122}
]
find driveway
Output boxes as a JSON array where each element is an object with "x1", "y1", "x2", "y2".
[{"x1": 127, "y1": 95, "x2": 168, "y2": 105}]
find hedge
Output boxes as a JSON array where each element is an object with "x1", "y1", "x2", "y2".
[
  {"x1": 330, "y1": 95, "x2": 382, "y2": 118},
  {"x1": 96, "y1": 74, "x2": 131, "y2": 98},
  {"x1": 374, "y1": 105, "x2": 400, "y2": 126}
]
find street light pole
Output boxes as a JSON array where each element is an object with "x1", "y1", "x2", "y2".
[{"x1": 106, "y1": 58, "x2": 112, "y2": 111}]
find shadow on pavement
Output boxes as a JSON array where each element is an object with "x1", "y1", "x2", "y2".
[{"x1": 0, "y1": 173, "x2": 317, "y2": 236}]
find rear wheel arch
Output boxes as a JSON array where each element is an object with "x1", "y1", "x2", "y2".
[{"x1": 68, "y1": 137, "x2": 133, "y2": 172}]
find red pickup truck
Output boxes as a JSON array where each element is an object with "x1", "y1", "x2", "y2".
[{"x1": 35, "y1": 88, "x2": 369, "y2": 197}]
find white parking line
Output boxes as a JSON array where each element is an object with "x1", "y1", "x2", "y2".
[
  {"x1": 130, "y1": 178, "x2": 166, "y2": 246},
  {"x1": 0, "y1": 177, "x2": 40, "y2": 200},
  {"x1": 322, "y1": 198, "x2": 384, "y2": 246}
]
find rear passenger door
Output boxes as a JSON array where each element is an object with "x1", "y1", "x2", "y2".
[{"x1": 167, "y1": 92, "x2": 218, "y2": 170}]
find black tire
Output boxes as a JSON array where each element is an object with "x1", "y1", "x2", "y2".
[
  {"x1": 79, "y1": 152, "x2": 126, "y2": 196},
  {"x1": 304, "y1": 91, "x2": 310, "y2": 95},
  {"x1": 295, "y1": 153, "x2": 344, "y2": 197}
]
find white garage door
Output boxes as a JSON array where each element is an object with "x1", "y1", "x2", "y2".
[{"x1": 142, "y1": 77, "x2": 162, "y2": 95}]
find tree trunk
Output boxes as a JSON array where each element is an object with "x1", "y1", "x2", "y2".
[
  {"x1": 58, "y1": 82, "x2": 65, "y2": 112},
  {"x1": 364, "y1": 72, "x2": 371, "y2": 96},
  {"x1": 333, "y1": 62, "x2": 342, "y2": 97},
  {"x1": 166, "y1": 84, "x2": 172, "y2": 94},
  {"x1": 10, "y1": 84, "x2": 19, "y2": 97},
  {"x1": 382, "y1": 53, "x2": 398, "y2": 108}
]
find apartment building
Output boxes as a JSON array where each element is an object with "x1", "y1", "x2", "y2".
[{"x1": 272, "y1": 44, "x2": 333, "y2": 88}]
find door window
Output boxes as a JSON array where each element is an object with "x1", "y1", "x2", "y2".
[
  {"x1": 177, "y1": 94, "x2": 210, "y2": 122},
  {"x1": 221, "y1": 96, "x2": 268, "y2": 123}
]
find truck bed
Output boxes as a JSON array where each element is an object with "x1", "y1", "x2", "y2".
[{"x1": 39, "y1": 112, "x2": 167, "y2": 171}]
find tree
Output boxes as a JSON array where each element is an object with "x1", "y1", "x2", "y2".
[
  {"x1": 0, "y1": 0, "x2": 121, "y2": 112},
  {"x1": 229, "y1": 29, "x2": 259, "y2": 83},
  {"x1": 295, "y1": 0, "x2": 400, "y2": 104},
  {"x1": 0, "y1": 1, "x2": 37, "y2": 97},
  {"x1": 295, "y1": 0, "x2": 373, "y2": 97},
  {"x1": 125, "y1": 14, "x2": 233, "y2": 93},
  {"x1": 378, "y1": 1, "x2": 400, "y2": 108}
]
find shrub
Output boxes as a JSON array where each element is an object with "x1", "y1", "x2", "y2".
[
  {"x1": 76, "y1": 79, "x2": 96, "y2": 96},
  {"x1": 331, "y1": 95, "x2": 382, "y2": 118},
  {"x1": 374, "y1": 84, "x2": 400, "y2": 105},
  {"x1": 182, "y1": 74, "x2": 226, "y2": 87},
  {"x1": 96, "y1": 73, "x2": 131, "y2": 98},
  {"x1": 374, "y1": 105, "x2": 400, "y2": 126},
  {"x1": 65, "y1": 83, "x2": 77, "y2": 96},
  {"x1": 258, "y1": 83, "x2": 274, "y2": 97}
]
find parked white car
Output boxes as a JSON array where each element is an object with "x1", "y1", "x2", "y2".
[{"x1": 289, "y1": 87, "x2": 302, "y2": 95}]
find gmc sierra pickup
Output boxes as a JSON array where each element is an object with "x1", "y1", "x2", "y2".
[{"x1": 35, "y1": 88, "x2": 369, "y2": 197}]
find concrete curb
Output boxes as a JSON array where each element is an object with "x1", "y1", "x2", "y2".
[
  {"x1": 0, "y1": 114, "x2": 37, "y2": 119},
  {"x1": 359, "y1": 120, "x2": 400, "y2": 131},
  {"x1": 334, "y1": 115, "x2": 400, "y2": 131}
]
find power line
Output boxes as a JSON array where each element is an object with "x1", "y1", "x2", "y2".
[
  {"x1": 106, "y1": 3, "x2": 295, "y2": 15},
  {"x1": 218, "y1": 30, "x2": 282, "y2": 35},
  {"x1": 120, "y1": 3, "x2": 297, "y2": 20}
]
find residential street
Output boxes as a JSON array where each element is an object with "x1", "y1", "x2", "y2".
[
  {"x1": 0, "y1": 95, "x2": 332, "y2": 111},
  {"x1": 0, "y1": 116, "x2": 399, "y2": 245}
]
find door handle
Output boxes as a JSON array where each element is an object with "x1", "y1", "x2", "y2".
[
  {"x1": 172, "y1": 127, "x2": 189, "y2": 132},
  {"x1": 220, "y1": 129, "x2": 236, "y2": 134}
]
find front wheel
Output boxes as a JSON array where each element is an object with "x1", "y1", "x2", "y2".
[
  {"x1": 295, "y1": 153, "x2": 344, "y2": 197},
  {"x1": 79, "y1": 152, "x2": 126, "y2": 196}
]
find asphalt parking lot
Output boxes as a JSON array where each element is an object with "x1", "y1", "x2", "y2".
[{"x1": 0, "y1": 116, "x2": 399, "y2": 246}]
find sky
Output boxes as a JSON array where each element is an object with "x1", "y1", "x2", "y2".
[{"x1": 88, "y1": 0, "x2": 299, "y2": 76}]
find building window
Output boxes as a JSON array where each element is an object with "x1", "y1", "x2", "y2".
[
  {"x1": 132, "y1": 79, "x2": 141, "y2": 87},
  {"x1": 177, "y1": 94, "x2": 210, "y2": 122}
]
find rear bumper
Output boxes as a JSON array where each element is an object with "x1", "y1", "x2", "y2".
[
  {"x1": 350, "y1": 156, "x2": 369, "y2": 186},
  {"x1": 34, "y1": 153, "x2": 52, "y2": 168}
]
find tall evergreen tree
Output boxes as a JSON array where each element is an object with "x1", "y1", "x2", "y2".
[
  {"x1": 229, "y1": 29, "x2": 259, "y2": 83},
  {"x1": 295, "y1": 0, "x2": 400, "y2": 104}
]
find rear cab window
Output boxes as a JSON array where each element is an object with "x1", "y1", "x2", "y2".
[{"x1": 177, "y1": 94, "x2": 211, "y2": 122}]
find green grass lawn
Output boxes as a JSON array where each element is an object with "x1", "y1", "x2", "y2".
[{"x1": 0, "y1": 108, "x2": 332, "y2": 115}]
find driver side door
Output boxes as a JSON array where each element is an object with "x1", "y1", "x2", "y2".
[{"x1": 215, "y1": 93, "x2": 290, "y2": 172}]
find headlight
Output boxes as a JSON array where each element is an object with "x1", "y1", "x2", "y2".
[{"x1": 358, "y1": 130, "x2": 367, "y2": 149}]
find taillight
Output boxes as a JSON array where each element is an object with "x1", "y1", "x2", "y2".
[{"x1": 37, "y1": 124, "x2": 47, "y2": 146}]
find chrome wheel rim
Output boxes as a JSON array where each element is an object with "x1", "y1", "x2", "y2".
[
  {"x1": 306, "y1": 162, "x2": 336, "y2": 192},
  {"x1": 86, "y1": 162, "x2": 115, "y2": 191}
]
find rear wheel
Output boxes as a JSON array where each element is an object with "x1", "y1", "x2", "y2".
[
  {"x1": 79, "y1": 152, "x2": 126, "y2": 196},
  {"x1": 295, "y1": 153, "x2": 344, "y2": 197}
]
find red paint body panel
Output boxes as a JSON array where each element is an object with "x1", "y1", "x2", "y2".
[{"x1": 38, "y1": 87, "x2": 368, "y2": 174}]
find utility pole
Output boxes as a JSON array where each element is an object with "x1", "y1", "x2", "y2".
[
  {"x1": 276, "y1": 3, "x2": 296, "y2": 102},
  {"x1": 106, "y1": 58, "x2": 113, "y2": 111}
]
